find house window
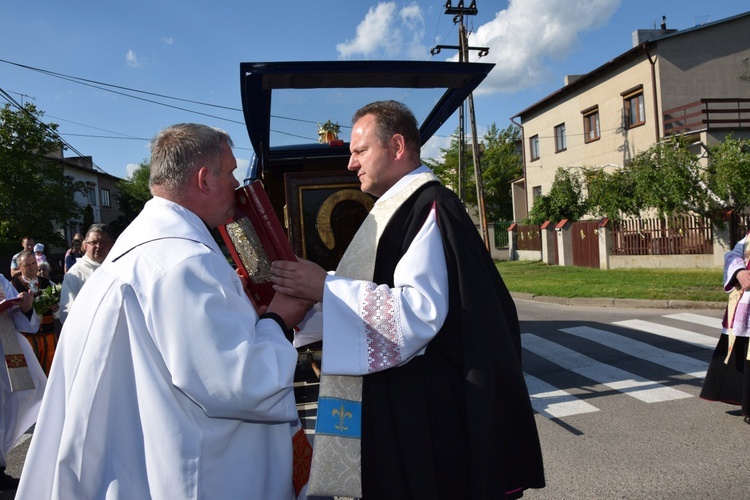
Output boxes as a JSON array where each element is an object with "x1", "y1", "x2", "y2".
[
  {"x1": 582, "y1": 107, "x2": 600, "y2": 143},
  {"x1": 88, "y1": 187, "x2": 97, "y2": 206},
  {"x1": 554, "y1": 123, "x2": 566, "y2": 152},
  {"x1": 101, "y1": 188, "x2": 111, "y2": 208},
  {"x1": 623, "y1": 88, "x2": 645, "y2": 128},
  {"x1": 529, "y1": 135, "x2": 540, "y2": 161},
  {"x1": 532, "y1": 186, "x2": 542, "y2": 199}
]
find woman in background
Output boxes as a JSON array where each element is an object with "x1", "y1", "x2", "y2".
[{"x1": 701, "y1": 234, "x2": 750, "y2": 425}]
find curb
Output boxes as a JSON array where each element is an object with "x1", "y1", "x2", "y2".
[{"x1": 510, "y1": 292, "x2": 725, "y2": 310}]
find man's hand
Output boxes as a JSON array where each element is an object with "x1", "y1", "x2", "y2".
[
  {"x1": 266, "y1": 292, "x2": 314, "y2": 331},
  {"x1": 271, "y1": 259, "x2": 328, "y2": 303},
  {"x1": 16, "y1": 291, "x2": 34, "y2": 314},
  {"x1": 739, "y1": 269, "x2": 750, "y2": 291}
]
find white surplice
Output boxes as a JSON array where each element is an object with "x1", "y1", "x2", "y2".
[
  {"x1": 296, "y1": 166, "x2": 450, "y2": 376},
  {"x1": 17, "y1": 197, "x2": 300, "y2": 499},
  {"x1": 58, "y1": 254, "x2": 102, "y2": 324},
  {"x1": 0, "y1": 276, "x2": 45, "y2": 466}
]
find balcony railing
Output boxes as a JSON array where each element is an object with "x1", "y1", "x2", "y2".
[{"x1": 663, "y1": 98, "x2": 750, "y2": 136}]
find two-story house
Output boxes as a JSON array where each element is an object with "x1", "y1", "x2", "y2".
[
  {"x1": 46, "y1": 150, "x2": 123, "y2": 244},
  {"x1": 510, "y1": 11, "x2": 750, "y2": 222}
]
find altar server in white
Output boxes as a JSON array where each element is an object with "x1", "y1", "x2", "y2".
[
  {"x1": 17, "y1": 124, "x2": 312, "y2": 499},
  {"x1": 0, "y1": 275, "x2": 44, "y2": 490}
]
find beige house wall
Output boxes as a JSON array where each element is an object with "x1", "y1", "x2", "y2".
[
  {"x1": 515, "y1": 12, "x2": 750, "y2": 221},
  {"x1": 521, "y1": 56, "x2": 657, "y2": 214},
  {"x1": 656, "y1": 16, "x2": 750, "y2": 111}
]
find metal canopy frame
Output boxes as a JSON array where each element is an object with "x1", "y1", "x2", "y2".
[{"x1": 239, "y1": 60, "x2": 494, "y2": 171}]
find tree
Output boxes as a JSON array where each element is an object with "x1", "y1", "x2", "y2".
[
  {"x1": 479, "y1": 123, "x2": 523, "y2": 222},
  {"x1": 582, "y1": 135, "x2": 748, "y2": 222},
  {"x1": 110, "y1": 161, "x2": 152, "y2": 236},
  {"x1": 425, "y1": 128, "x2": 461, "y2": 192},
  {"x1": 82, "y1": 204, "x2": 95, "y2": 233},
  {"x1": 425, "y1": 123, "x2": 523, "y2": 221},
  {"x1": 0, "y1": 103, "x2": 85, "y2": 246},
  {"x1": 627, "y1": 135, "x2": 708, "y2": 218},
  {"x1": 527, "y1": 168, "x2": 587, "y2": 224},
  {"x1": 582, "y1": 166, "x2": 640, "y2": 221},
  {"x1": 706, "y1": 136, "x2": 750, "y2": 215}
]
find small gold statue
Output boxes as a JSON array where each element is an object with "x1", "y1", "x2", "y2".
[{"x1": 317, "y1": 120, "x2": 340, "y2": 143}]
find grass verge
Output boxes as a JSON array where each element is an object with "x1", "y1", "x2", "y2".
[{"x1": 494, "y1": 260, "x2": 725, "y2": 303}]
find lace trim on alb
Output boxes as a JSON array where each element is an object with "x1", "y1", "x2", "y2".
[{"x1": 361, "y1": 282, "x2": 403, "y2": 372}]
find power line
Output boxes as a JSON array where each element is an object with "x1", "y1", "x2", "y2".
[
  {"x1": 0, "y1": 58, "x2": 241, "y2": 112},
  {"x1": 57, "y1": 132, "x2": 255, "y2": 152},
  {"x1": 0, "y1": 58, "x2": 332, "y2": 129},
  {"x1": 2, "y1": 59, "x2": 350, "y2": 162},
  {"x1": 0, "y1": 87, "x2": 110, "y2": 174},
  {"x1": 46, "y1": 114, "x2": 144, "y2": 140},
  {"x1": 60, "y1": 133, "x2": 150, "y2": 141}
]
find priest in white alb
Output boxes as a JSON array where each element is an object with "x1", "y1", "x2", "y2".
[{"x1": 17, "y1": 124, "x2": 312, "y2": 499}]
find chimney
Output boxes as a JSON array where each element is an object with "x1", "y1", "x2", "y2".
[{"x1": 564, "y1": 75, "x2": 584, "y2": 86}]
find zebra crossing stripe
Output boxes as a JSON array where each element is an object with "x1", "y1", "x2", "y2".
[
  {"x1": 611, "y1": 319, "x2": 716, "y2": 349},
  {"x1": 524, "y1": 374, "x2": 599, "y2": 418},
  {"x1": 522, "y1": 333, "x2": 692, "y2": 403},
  {"x1": 560, "y1": 326, "x2": 707, "y2": 378},
  {"x1": 663, "y1": 313, "x2": 722, "y2": 330}
]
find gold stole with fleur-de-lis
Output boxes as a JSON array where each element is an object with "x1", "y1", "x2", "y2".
[{"x1": 306, "y1": 171, "x2": 438, "y2": 498}]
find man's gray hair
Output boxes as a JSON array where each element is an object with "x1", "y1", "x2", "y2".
[
  {"x1": 149, "y1": 123, "x2": 234, "y2": 195},
  {"x1": 85, "y1": 223, "x2": 113, "y2": 242},
  {"x1": 15, "y1": 251, "x2": 34, "y2": 266}
]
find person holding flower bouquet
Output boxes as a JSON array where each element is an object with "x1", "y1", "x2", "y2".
[{"x1": 10, "y1": 252, "x2": 59, "y2": 375}]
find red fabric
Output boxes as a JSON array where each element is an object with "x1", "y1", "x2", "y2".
[{"x1": 292, "y1": 428, "x2": 312, "y2": 496}]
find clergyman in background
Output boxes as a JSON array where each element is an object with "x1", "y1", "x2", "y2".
[{"x1": 57, "y1": 224, "x2": 114, "y2": 324}]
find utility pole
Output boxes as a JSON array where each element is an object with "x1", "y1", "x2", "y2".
[{"x1": 431, "y1": 0, "x2": 491, "y2": 251}]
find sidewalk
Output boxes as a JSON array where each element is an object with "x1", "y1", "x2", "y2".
[{"x1": 510, "y1": 292, "x2": 725, "y2": 310}]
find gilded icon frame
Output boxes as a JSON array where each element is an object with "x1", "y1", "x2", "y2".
[{"x1": 284, "y1": 171, "x2": 374, "y2": 271}]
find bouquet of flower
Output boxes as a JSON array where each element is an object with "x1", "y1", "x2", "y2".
[{"x1": 34, "y1": 283, "x2": 61, "y2": 316}]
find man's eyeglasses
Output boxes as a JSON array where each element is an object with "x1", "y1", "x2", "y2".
[{"x1": 86, "y1": 240, "x2": 111, "y2": 247}]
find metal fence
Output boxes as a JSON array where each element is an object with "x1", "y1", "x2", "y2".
[
  {"x1": 611, "y1": 216, "x2": 713, "y2": 255},
  {"x1": 495, "y1": 220, "x2": 512, "y2": 248}
]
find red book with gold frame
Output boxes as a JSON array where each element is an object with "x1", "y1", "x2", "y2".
[{"x1": 219, "y1": 180, "x2": 297, "y2": 310}]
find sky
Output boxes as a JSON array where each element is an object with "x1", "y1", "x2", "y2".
[{"x1": 2, "y1": 0, "x2": 747, "y2": 182}]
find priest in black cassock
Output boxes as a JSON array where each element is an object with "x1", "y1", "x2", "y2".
[{"x1": 272, "y1": 100, "x2": 545, "y2": 499}]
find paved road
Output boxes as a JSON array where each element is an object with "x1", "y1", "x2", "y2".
[
  {"x1": 515, "y1": 300, "x2": 742, "y2": 499},
  {"x1": 4, "y1": 299, "x2": 746, "y2": 499},
  {"x1": 300, "y1": 300, "x2": 744, "y2": 499}
]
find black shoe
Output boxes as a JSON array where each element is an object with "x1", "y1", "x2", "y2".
[
  {"x1": 0, "y1": 470, "x2": 19, "y2": 490},
  {"x1": 744, "y1": 416, "x2": 750, "y2": 425}
]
